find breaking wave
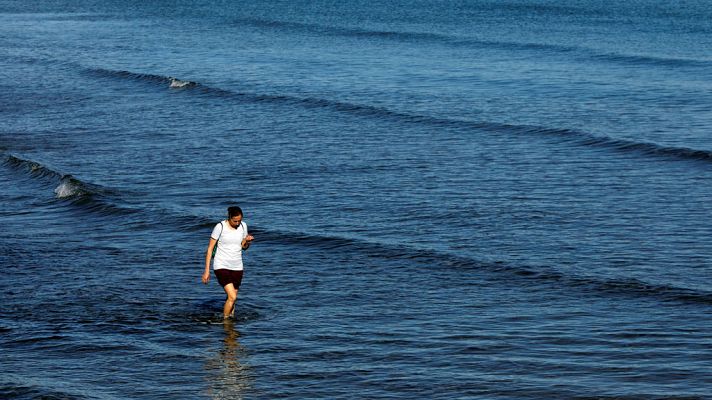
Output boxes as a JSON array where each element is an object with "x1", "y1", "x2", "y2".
[
  {"x1": 169, "y1": 77, "x2": 197, "y2": 88},
  {"x1": 54, "y1": 175, "x2": 90, "y2": 198},
  {"x1": 4, "y1": 154, "x2": 98, "y2": 200},
  {"x1": 2, "y1": 154, "x2": 134, "y2": 215}
]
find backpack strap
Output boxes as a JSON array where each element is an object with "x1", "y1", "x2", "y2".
[
  {"x1": 212, "y1": 222, "x2": 224, "y2": 259},
  {"x1": 217, "y1": 221, "x2": 224, "y2": 240}
]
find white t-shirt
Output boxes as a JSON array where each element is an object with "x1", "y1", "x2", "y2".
[{"x1": 211, "y1": 221, "x2": 248, "y2": 271}]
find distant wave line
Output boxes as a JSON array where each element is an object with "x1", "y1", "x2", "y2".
[
  {"x1": 85, "y1": 66, "x2": 712, "y2": 165},
  {"x1": 232, "y1": 17, "x2": 712, "y2": 69}
]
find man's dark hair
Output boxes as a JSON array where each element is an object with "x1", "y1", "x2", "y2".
[{"x1": 228, "y1": 206, "x2": 243, "y2": 218}]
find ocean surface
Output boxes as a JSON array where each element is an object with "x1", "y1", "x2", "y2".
[{"x1": 1, "y1": 0, "x2": 711, "y2": 398}]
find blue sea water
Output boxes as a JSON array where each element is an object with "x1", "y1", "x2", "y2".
[{"x1": 1, "y1": 0, "x2": 711, "y2": 398}]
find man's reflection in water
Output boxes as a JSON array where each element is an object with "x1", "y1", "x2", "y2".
[{"x1": 205, "y1": 320, "x2": 253, "y2": 399}]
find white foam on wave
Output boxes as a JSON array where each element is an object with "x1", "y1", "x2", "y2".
[
  {"x1": 54, "y1": 178, "x2": 82, "y2": 198},
  {"x1": 169, "y1": 77, "x2": 195, "y2": 88}
]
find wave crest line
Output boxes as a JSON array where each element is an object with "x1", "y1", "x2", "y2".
[
  {"x1": 245, "y1": 226, "x2": 712, "y2": 306},
  {"x1": 232, "y1": 17, "x2": 711, "y2": 68},
  {"x1": 86, "y1": 66, "x2": 712, "y2": 164}
]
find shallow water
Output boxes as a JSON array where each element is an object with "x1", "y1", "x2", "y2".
[{"x1": 1, "y1": 0, "x2": 711, "y2": 398}]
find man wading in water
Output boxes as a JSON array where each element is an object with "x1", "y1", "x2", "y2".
[{"x1": 203, "y1": 206, "x2": 254, "y2": 319}]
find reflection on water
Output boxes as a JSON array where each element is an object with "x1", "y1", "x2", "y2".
[{"x1": 204, "y1": 320, "x2": 253, "y2": 399}]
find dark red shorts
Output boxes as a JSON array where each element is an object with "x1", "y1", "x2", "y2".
[{"x1": 214, "y1": 269, "x2": 244, "y2": 288}]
